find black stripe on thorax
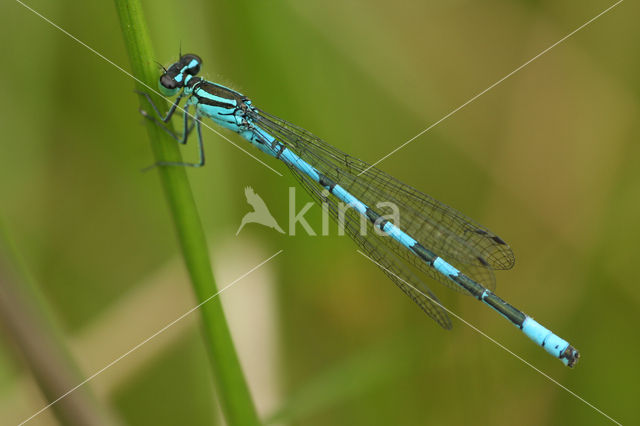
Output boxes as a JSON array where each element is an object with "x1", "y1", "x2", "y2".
[
  {"x1": 195, "y1": 94, "x2": 236, "y2": 109},
  {"x1": 194, "y1": 81, "x2": 241, "y2": 109}
]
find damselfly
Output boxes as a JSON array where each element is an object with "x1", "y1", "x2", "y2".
[{"x1": 139, "y1": 54, "x2": 579, "y2": 367}]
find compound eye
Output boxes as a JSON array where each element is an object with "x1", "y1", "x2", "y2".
[
  {"x1": 159, "y1": 74, "x2": 179, "y2": 96},
  {"x1": 160, "y1": 74, "x2": 179, "y2": 89}
]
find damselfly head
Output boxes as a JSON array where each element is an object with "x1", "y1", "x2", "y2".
[{"x1": 158, "y1": 54, "x2": 202, "y2": 96}]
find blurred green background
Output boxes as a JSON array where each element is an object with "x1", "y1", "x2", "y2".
[{"x1": 1, "y1": 0, "x2": 638, "y2": 425}]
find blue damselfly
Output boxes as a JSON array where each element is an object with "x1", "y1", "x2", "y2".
[{"x1": 139, "y1": 54, "x2": 579, "y2": 367}]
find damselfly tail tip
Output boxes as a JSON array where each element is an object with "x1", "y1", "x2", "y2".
[{"x1": 562, "y1": 345, "x2": 580, "y2": 368}]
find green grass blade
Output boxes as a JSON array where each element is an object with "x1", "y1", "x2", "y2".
[{"x1": 113, "y1": 1, "x2": 259, "y2": 424}]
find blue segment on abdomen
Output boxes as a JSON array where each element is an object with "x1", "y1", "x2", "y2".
[
  {"x1": 522, "y1": 317, "x2": 570, "y2": 363},
  {"x1": 250, "y1": 130, "x2": 420, "y2": 250},
  {"x1": 265, "y1": 137, "x2": 369, "y2": 217},
  {"x1": 331, "y1": 185, "x2": 367, "y2": 215},
  {"x1": 433, "y1": 257, "x2": 460, "y2": 277},
  {"x1": 381, "y1": 222, "x2": 417, "y2": 250},
  {"x1": 279, "y1": 148, "x2": 321, "y2": 182}
]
